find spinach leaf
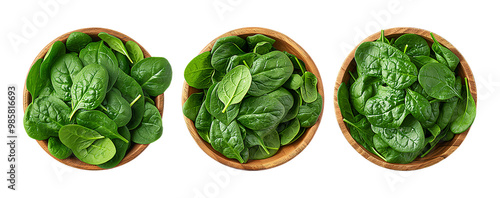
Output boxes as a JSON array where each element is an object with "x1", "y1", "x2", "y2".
[
  {"x1": 430, "y1": 33, "x2": 460, "y2": 71},
  {"x1": 41, "y1": 41, "x2": 66, "y2": 81},
  {"x1": 279, "y1": 118, "x2": 301, "y2": 145},
  {"x1": 237, "y1": 95, "x2": 285, "y2": 131},
  {"x1": 405, "y1": 89, "x2": 432, "y2": 124},
  {"x1": 284, "y1": 51, "x2": 306, "y2": 74},
  {"x1": 23, "y1": 96, "x2": 71, "y2": 140},
  {"x1": 26, "y1": 58, "x2": 47, "y2": 100},
  {"x1": 283, "y1": 74, "x2": 303, "y2": 90},
  {"x1": 113, "y1": 69, "x2": 145, "y2": 130},
  {"x1": 66, "y1": 32, "x2": 92, "y2": 52},
  {"x1": 182, "y1": 92, "x2": 204, "y2": 121},
  {"x1": 101, "y1": 88, "x2": 133, "y2": 127},
  {"x1": 253, "y1": 41, "x2": 273, "y2": 55},
  {"x1": 364, "y1": 85, "x2": 407, "y2": 128},
  {"x1": 48, "y1": 137, "x2": 72, "y2": 159},
  {"x1": 50, "y1": 53, "x2": 83, "y2": 101},
  {"x1": 212, "y1": 36, "x2": 246, "y2": 53},
  {"x1": 297, "y1": 92, "x2": 322, "y2": 127},
  {"x1": 115, "y1": 51, "x2": 131, "y2": 75},
  {"x1": 344, "y1": 115, "x2": 377, "y2": 154},
  {"x1": 380, "y1": 57, "x2": 418, "y2": 90},
  {"x1": 211, "y1": 42, "x2": 244, "y2": 72},
  {"x1": 420, "y1": 102, "x2": 440, "y2": 128},
  {"x1": 59, "y1": 124, "x2": 104, "y2": 150},
  {"x1": 209, "y1": 119, "x2": 245, "y2": 163},
  {"x1": 393, "y1": 34, "x2": 430, "y2": 57},
  {"x1": 337, "y1": 82, "x2": 355, "y2": 121},
  {"x1": 69, "y1": 64, "x2": 109, "y2": 119},
  {"x1": 372, "y1": 134, "x2": 420, "y2": 164},
  {"x1": 98, "y1": 32, "x2": 133, "y2": 63},
  {"x1": 73, "y1": 137, "x2": 116, "y2": 165},
  {"x1": 249, "y1": 129, "x2": 280, "y2": 160},
  {"x1": 410, "y1": 82, "x2": 433, "y2": 100},
  {"x1": 300, "y1": 71, "x2": 318, "y2": 103},
  {"x1": 226, "y1": 53, "x2": 257, "y2": 73},
  {"x1": 418, "y1": 63, "x2": 461, "y2": 100},
  {"x1": 354, "y1": 41, "x2": 410, "y2": 77},
  {"x1": 125, "y1": 40, "x2": 144, "y2": 64},
  {"x1": 98, "y1": 127, "x2": 131, "y2": 169},
  {"x1": 79, "y1": 41, "x2": 119, "y2": 91},
  {"x1": 76, "y1": 110, "x2": 128, "y2": 143},
  {"x1": 266, "y1": 87, "x2": 294, "y2": 120},
  {"x1": 450, "y1": 78, "x2": 476, "y2": 134},
  {"x1": 436, "y1": 77, "x2": 462, "y2": 129},
  {"x1": 411, "y1": 56, "x2": 439, "y2": 69},
  {"x1": 244, "y1": 129, "x2": 269, "y2": 154},
  {"x1": 131, "y1": 57, "x2": 172, "y2": 97},
  {"x1": 349, "y1": 75, "x2": 381, "y2": 115},
  {"x1": 217, "y1": 65, "x2": 252, "y2": 113},
  {"x1": 371, "y1": 116, "x2": 425, "y2": 153},
  {"x1": 208, "y1": 83, "x2": 239, "y2": 125},
  {"x1": 184, "y1": 51, "x2": 214, "y2": 89},
  {"x1": 131, "y1": 102, "x2": 163, "y2": 144},
  {"x1": 195, "y1": 100, "x2": 212, "y2": 131},
  {"x1": 281, "y1": 89, "x2": 302, "y2": 122},
  {"x1": 246, "y1": 34, "x2": 275, "y2": 50},
  {"x1": 248, "y1": 51, "x2": 294, "y2": 96}
]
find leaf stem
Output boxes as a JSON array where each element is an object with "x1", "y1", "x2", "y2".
[
  {"x1": 403, "y1": 44, "x2": 408, "y2": 54},
  {"x1": 130, "y1": 94, "x2": 142, "y2": 107},
  {"x1": 348, "y1": 71, "x2": 357, "y2": 81},
  {"x1": 242, "y1": 60, "x2": 249, "y2": 68},
  {"x1": 99, "y1": 104, "x2": 108, "y2": 112}
]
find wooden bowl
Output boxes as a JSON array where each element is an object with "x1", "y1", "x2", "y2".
[
  {"x1": 23, "y1": 27, "x2": 164, "y2": 170},
  {"x1": 334, "y1": 27, "x2": 476, "y2": 171},
  {"x1": 182, "y1": 27, "x2": 324, "y2": 170}
]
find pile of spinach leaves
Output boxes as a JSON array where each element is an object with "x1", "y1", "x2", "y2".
[
  {"x1": 24, "y1": 32, "x2": 172, "y2": 168},
  {"x1": 184, "y1": 34, "x2": 322, "y2": 163},
  {"x1": 338, "y1": 31, "x2": 476, "y2": 164}
]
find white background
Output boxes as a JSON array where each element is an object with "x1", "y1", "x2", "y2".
[{"x1": 1, "y1": 0, "x2": 499, "y2": 197}]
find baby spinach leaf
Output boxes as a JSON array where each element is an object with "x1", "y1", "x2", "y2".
[
  {"x1": 246, "y1": 34, "x2": 275, "y2": 50},
  {"x1": 48, "y1": 137, "x2": 72, "y2": 159},
  {"x1": 405, "y1": 89, "x2": 432, "y2": 124},
  {"x1": 284, "y1": 51, "x2": 306, "y2": 74},
  {"x1": 131, "y1": 57, "x2": 172, "y2": 97},
  {"x1": 281, "y1": 89, "x2": 302, "y2": 122},
  {"x1": 125, "y1": 40, "x2": 144, "y2": 64},
  {"x1": 131, "y1": 102, "x2": 163, "y2": 144},
  {"x1": 113, "y1": 69, "x2": 145, "y2": 130},
  {"x1": 101, "y1": 88, "x2": 133, "y2": 127},
  {"x1": 70, "y1": 64, "x2": 109, "y2": 119},
  {"x1": 50, "y1": 53, "x2": 83, "y2": 101},
  {"x1": 279, "y1": 118, "x2": 301, "y2": 145},
  {"x1": 237, "y1": 95, "x2": 285, "y2": 131},
  {"x1": 372, "y1": 134, "x2": 420, "y2": 164},
  {"x1": 217, "y1": 65, "x2": 252, "y2": 113},
  {"x1": 195, "y1": 100, "x2": 212, "y2": 131},
  {"x1": 41, "y1": 41, "x2": 66, "y2": 81},
  {"x1": 410, "y1": 82, "x2": 433, "y2": 100},
  {"x1": 23, "y1": 96, "x2": 71, "y2": 140},
  {"x1": 184, "y1": 51, "x2": 214, "y2": 89},
  {"x1": 364, "y1": 85, "x2": 407, "y2": 128},
  {"x1": 79, "y1": 41, "x2": 119, "y2": 91},
  {"x1": 349, "y1": 75, "x2": 381, "y2": 115},
  {"x1": 371, "y1": 116, "x2": 425, "y2": 153},
  {"x1": 76, "y1": 110, "x2": 128, "y2": 143},
  {"x1": 244, "y1": 129, "x2": 269, "y2": 154},
  {"x1": 337, "y1": 82, "x2": 355, "y2": 122},
  {"x1": 208, "y1": 83, "x2": 239, "y2": 125},
  {"x1": 59, "y1": 124, "x2": 104, "y2": 150},
  {"x1": 182, "y1": 92, "x2": 204, "y2": 121},
  {"x1": 380, "y1": 57, "x2": 418, "y2": 90},
  {"x1": 98, "y1": 32, "x2": 132, "y2": 63},
  {"x1": 393, "y1": 34, "x2": 430, "y2": 57},
  {"x1": 253, "y1": 41, "x2": 273, "y2": 55},
  {"x1": 73, "y1": 137, "x2": 116, "y2": 165},
  {"x1": 354, "y1": 41, "x2": 410, "y2": 77},
  {"x1": 210, "y1": 119, "x2": 245, "y2": 163},
  {"x1": 283, "y1": 74, "x2": 303, "y2": 90},
  {"x1": 226, "y1": 53, "x2": 258, "y2": 73},
  {"x1": 297, "y1": 92, "x2": 322, "y2": 127},
  {"x1": 211, "y1": 42, "x2": 244, "y2": 72},
  {"x1": 248, "y1": 51, "x2": 294, "y2": 96},
  {"x1": 66, "y1": 32, "x2": 92, "y2": 52},
  {"x1": 115, "y1": 51, "x2": 131, "y2": 75},
  {"x1": 300, "y1": 71, "x2": 318, "y2": 103},
  {"x1": 266, "y1": 88, "x2": 294, "y2": 117},
  {"x1": 26, "y1": 58, "x2": 47, "y2": 100},
  {"x1": 249, "y1": 129, "x2": 280, "y2": 160},
  {"x1": 212, "y1": 36, "x2": 246, "y2": 53},
  {"x1": 450, "y1": 78, "x2": 476, "y2": 134},
  {"x1": 98, "y1": 127, "x2": 131, "y2": 169},
  {"x1": 344, "y1": 115, "x2": 376, "y2": 154},
  {"x1": 430, "y1": 33, "x2": 460, "y2": 71},
  {"x1": 418, "y1": 63, "x2": 461, "y2": 100},
  {"x1": 411, "y1": 56, "x2": 439, "y2": 69}
]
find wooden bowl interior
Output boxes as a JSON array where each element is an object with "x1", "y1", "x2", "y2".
[
  {"x1": 182, "y1": 27, "x2": 324, "y2": 170},
  {"x1": 335, "y1": 27, "x2": 476, "y2": 170},
  {"x1": 23, "y1": 27, "x2": 164, "y2": 170}
]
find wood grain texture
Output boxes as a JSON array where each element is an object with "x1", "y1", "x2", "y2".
[
  {"x1": 334, "y1": 27, "x2": 476, "y2": 171},
  {"x1": 182, "y1": 27, "x2": 324, "y2": 170},
  {"x1": 23, "y1": 27, "x2": 164, "y2": 170}
]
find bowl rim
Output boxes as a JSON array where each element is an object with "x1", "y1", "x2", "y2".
[
  {"x1": 334, "y1": 27, "x2": 476, "y2": 171},
  {"x1": 182, "y1": 27, "x2": 324, "y2": 170},
  {"x1": 23, "y1": 27, "x2": 164, "y2": 170}
]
